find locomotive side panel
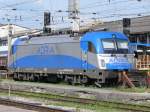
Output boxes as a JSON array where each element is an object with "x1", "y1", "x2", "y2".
[
  {"x1": 9, "y1": 41, "x2": 100, "y2": 79},
  {"x1": 10, "y1": 42, "x2": 83, "y2": 73}
]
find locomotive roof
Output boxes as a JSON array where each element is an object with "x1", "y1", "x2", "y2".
[
  {"x1": 12, "y1": 32, "x2": 128, "y2": 46},
  {"x1": 12, "y1": 34, "x2": 80, "y2": 46},
  {"x1": 81, "y1": 32, "x2": 128, "y2": 41}
]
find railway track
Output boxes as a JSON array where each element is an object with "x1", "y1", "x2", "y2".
[
  {"x1": 0, "y1": 97, "x2": 72, "y2": 112},
  {"x1": 0, "y1": 88, "x2": 150, "y2": 112}
]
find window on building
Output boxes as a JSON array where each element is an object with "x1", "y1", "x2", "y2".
[
  {"x1": 0, "y1": 42, "x2": 2, "y2": 46},
  {"x1": 0, "y1": 41, "x2": 7, "y2": 46},
  {"x1": 2, "y1": 41, "x2": 7, "y2": 46}
]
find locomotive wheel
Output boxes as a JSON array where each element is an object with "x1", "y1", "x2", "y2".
[
  {"x1": 81, "y1": 76, "x2": 88, "y2": 84},
  {"x1": 47, "y1": 75, "x2": 58, "y2": 83},
  {"x1": 29, "y1": 74, "x2": 36, "y2": 82},
  {"x1": 67, "y1": 79, "x2": 74, "y2": 85},
  {"x1": 13, "y1": 73, "x2": 19, "y2": 81},
  {"x1": 65, "y1": 75, "x2": 76, "y2": 85},
  {"x1": 33, "y1": 76, "x2": 39, "y2": 82},
  {"x1": 18, "y1": 74, "x2": 24, "y2": 81}
]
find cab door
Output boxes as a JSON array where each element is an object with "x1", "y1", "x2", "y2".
[{"x1": 81, "y1": 41, "x2": 88, "y2": 70}]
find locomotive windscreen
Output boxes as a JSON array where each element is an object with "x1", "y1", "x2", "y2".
[
  {"x1": 117, "y1": 40, "x2": 128, "y2": 49},
  {"x1": 102, "y1": 39, "x2": 115, "y2": 49},
  {"x1": 102, "y1": 39, "x2": 128, "y2": 54}
]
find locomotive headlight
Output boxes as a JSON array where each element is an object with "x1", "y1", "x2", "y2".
[{"x1": 101, "y1": 59, "x2": 106, "y2": 67}]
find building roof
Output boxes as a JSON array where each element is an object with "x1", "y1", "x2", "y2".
[{"x1": 0, "y1": 24, "x2": 39, "y2": 39}]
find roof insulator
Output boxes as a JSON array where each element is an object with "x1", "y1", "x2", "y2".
[{"x1": 12, "y1": 8, "x2": 17, "y2": 10}]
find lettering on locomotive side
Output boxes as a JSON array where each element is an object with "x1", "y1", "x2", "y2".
[
  {"x1": 37, "y1": 45, "x2": 55, "y2": 55},
  {"x1": 109, "y1": 57, "x2": 128, "y2": 63}
]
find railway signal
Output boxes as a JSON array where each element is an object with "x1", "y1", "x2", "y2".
[
  {"x1": 43, "y1": 12, "x2": 51, "y2": 33},
  {"x1": 123, "y1": 18, "x2": 131, "y2": 37}
]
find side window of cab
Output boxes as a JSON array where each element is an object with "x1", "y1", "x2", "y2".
[
  {"x1": 88, "y1": 42, "x2": 96, "y2": 53},
  {"x1": 11, "y1": 46, "x2": 14, "y2": 55}
]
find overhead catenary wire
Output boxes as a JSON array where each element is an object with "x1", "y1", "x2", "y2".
[
  {"x1": 0, "y1": 0, "x2": 149, "y2": 29},
  {"x1": 0, "y1": 0, "x2": 40, "y2": 9},
  {"x1": 80, "y1": 0, "x2": 140, "y2": 10}
]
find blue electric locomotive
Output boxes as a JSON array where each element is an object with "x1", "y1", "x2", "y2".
[{"x1": 8, "y1": 32, "x2": 135, "y2": 84}]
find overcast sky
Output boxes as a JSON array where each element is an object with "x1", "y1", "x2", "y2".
[{"x1": 0, "y1": 0, "x2": 149, "y2": 29}]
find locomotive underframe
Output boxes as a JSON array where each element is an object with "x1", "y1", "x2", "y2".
[{"x1": 11, "y1": 68, "x2": 119, "y2": 84}]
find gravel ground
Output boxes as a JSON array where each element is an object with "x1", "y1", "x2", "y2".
[
  {"x1": 1, "y1": 80, "x2": 150, "y2": 103},
  {"x1": 0, "y1": 105, "x2": 37, "y2": 112}
]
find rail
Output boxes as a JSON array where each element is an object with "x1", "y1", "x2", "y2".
[
  {"x1": 0, "y1": 97, "x2": 72, "y2": 112},
  {"x1": 0, "y1": 88, "x2": 150, "y2": 112}
]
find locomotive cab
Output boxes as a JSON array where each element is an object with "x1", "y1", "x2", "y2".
[{"x1": 81, "y1": 32, "x2": 134, "y2": 71}]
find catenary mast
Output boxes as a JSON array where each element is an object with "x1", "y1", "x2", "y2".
[{"x1": 68, "y1": 0, "x2": 80, "y2": 32}]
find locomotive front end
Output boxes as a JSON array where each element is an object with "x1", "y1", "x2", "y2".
[
  {"x1": 80, "y1": 32, "x2": 135, "y2": 84},
  {"x1": 98, "y1": 38, "x2": 134, "y2": 71}
]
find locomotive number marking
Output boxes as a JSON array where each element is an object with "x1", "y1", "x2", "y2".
[{"x1": 37, "y1": 45, "x2": 55, "y2": 55}]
